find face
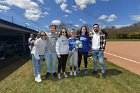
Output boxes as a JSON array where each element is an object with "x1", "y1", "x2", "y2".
[
  {"x1": 49, "y1": 26, "x2": 56, "y2": 33},
  {"x1": 71, "y1": 31, "x2": 76, "y2": 37},
  {"x1": 81, "y1": 27, "x2": 86, "y2": 34},
  {"x1": 93, "y1": 25, "x2": 99, "y2": 32},
  {"x1": 61, "y1": 29, "x2": 67, "y2": 36},
  {"x1": 30, "y1": 34, "x2": 34, "y2": 38},
  {"x1": 40, "y1": 32, "x2": 47, "y2": 40}
]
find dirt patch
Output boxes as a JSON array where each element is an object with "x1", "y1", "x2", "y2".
[{"x1": 105, "y1": 41, "x2": 140, "y2": 76}]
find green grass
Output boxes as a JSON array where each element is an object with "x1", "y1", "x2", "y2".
[
  {"x1": 107, "y1": 38, "x2": 140, "y2": 41},
  {"x1": 0, "y1": 56, "x2": 140, "y2": 93}
]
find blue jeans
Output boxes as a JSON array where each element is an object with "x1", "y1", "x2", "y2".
[
  {"x1": 92, "y1": 50, "x2": 105, "y2": 73},
  {"x1": 45, "y1": 51, "x2": 57, "y2": 73},
  {"x1": 32, "y1": 55, "x2": 44, "y2": 77}
]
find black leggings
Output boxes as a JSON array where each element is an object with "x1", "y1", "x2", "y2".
[
  {"x1": 58, "y1": 54, "x2": 68, "y2": 73},
  {"x1": 78, "y1": 52, "x2": 88, "y2": 68}
]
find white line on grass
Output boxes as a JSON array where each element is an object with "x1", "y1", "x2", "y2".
[{"x1": 104, "y1": 52, "x2": 140, "y2": 65}]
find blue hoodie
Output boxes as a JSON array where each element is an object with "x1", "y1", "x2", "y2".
[
  {"x1": 78, "y1": 35, "x2": 90, "y2": 52},
  {"x1": 68, "y1": 37, "x2": 79, "y2": 51}
]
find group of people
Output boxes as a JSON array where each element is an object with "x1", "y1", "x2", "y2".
[{"x1": 28, "y1": 24, "x2": 106, "y2": 83}]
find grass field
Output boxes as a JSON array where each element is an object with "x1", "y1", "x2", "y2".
[{"x1": 0, "y1": 55, "x2": 140, "y2": 93}]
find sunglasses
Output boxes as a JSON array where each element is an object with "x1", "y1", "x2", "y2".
[
  {"x1": 40, "y1": 34, "x2": 46, "y2": 36},
  {"x1": 62, "y1": 31, "x2": 66, "y2": 33}
]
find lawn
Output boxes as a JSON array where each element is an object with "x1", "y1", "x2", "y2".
[{"x1": 0, "y1": 55, "x2": 140, "y2": 93}]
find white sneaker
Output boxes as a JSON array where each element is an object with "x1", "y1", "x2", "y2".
[
  {"x1": 35, "y1": 75, "x2": 42, "y2": 83},
  {"x1": 58, "y1": 73, "x2": 61, "y2": 79},
  {"x1": 70, "y1": 71, "x2": 73, "y2": 76},
  {"x1": 64, "y1": 72, "x2": 67, "y2": 78},
  {"x1": 35, "y1": 77, "x2": 38, "y2": 82},
  {"x1": 74, "y1": 71, "x2": 77, "y2": 76}
]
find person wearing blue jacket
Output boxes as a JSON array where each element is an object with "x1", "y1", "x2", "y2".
[
  {"x1": 78, "y1": 26, "x2": 90, "y2": 74},
  {"x1": 68, "y1": 30, "x2": 79, "y2": 76}
]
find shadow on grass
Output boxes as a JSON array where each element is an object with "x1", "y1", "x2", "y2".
[
  {"x1": 105, "y1": 69, "x2": 122, "y2": 76},
  {"x1": 0, "y1": 54, "x2": 30, "y2": 81},
  {"x1": 41, "y1": 68, "x2": 122, "y2": 81}
]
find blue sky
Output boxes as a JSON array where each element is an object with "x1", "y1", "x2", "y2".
[{"x1": 0, "y1": 0, "x2": 140, "y2": 31}]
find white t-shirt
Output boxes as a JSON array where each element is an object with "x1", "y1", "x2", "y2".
[{"x1": 92, "y1": 32, "x2": 100, "y2": 50}]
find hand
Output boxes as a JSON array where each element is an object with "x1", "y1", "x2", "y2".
[
  {"x1": 72, "y1": 48, "x2": 75, "y2": 53},
  {"x1": 57, "y1": 55, "x2": 61, "y2": 58}
]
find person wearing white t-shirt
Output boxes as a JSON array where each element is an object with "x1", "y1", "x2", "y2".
[{"x1": 91, "y1": 24, "x2": 106, "y2": 79}]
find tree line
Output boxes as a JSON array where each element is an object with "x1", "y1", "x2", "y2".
[
  {"x1": 104, "y1": 22, "x2": 140, "y2": 39},
  {"x1": 56, "y1": 22, "x2": 140, "y2": 39}
]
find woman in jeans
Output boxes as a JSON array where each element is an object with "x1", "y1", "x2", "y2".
[{"x1": 31, "y1": 32, "x2": 47, "y2": 82}]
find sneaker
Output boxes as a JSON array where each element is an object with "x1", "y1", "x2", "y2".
[
  {"x1": 93, "y1": 71, "x2": 97, "y2": 74},
  {"x1": 53, "y1": 72, "x2": 57, "y2": 78},
  {"x1": 58, "y1": 73, "x2": 61, "y2": 79},
  {"x1": 74, "y1": 71, "x2": 77, "y2": 76},
  {"x1": 35, "y1": 77, "x2": 38, "y2": 81},
  {"x1": 63, "y1": 72, "x2": 67, "y2": 78},
  {"x1": 45, "y1": 72, "x2": 50, "y2": 78},
  {"x1": 77, "y1": 68, "x2": 80, "y2": 74},
  {"x1": 35, "y1": 75, "x2": 42, "y2": 83},
  {"x1": 102, "y1": 73, "x2": 106, "y2": 79},
  {"x1": 93, "y1": 71, "x2": 98, "y2": 78},
  {"x1": 70, "y1": 71, "x2": 73, "y2": 76},
  {"x1": 84, "y1": 69, "x2": 88, "y2": 74}
]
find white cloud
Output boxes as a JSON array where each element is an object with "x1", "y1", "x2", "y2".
[
  {"x1": 52, "y1": 20, "x2": 61, "y2": 25},
  {"x1": 107, "y1": 14, "x2": 117, "y2": 22},
  {"x1": 72, "y1": 5, "x2": 78, "y2": 11},
  {"x1": 55, "y1": 0, "x2": 71, "y2": 13},
  {"x1": 130, "y1": 15, "x2": 140, "y2": 21},
  {"x1": 43, "y1": 25, "x2": 49, "y2": 30},
  {"x1": 55, "y1": 0, "x2": 67, "y2": 4},
  {"x1": 74, "y1": 0, "x2": 96, "y2": 10},
  {"x1": 60, "y1": 3, "x2": 71, "y2": 13},
  {"x1": 25, "y1": 23, "x2": 30, "y2": 26},
  {"x1": 0, "y1": 0, "x2": 41, "y2": 21},
  {"x1": 101, "y1": 0, "x2": 109, "y2": 2},
  {"x1": 24, "y1": 9, "x2": 41, "y2": 21},
  {"x1": 98, "y1": 14, "x2": 117, "y2": 22},
  {"x1": 79, "y1": 19, "x2": 86, "y2": 24},
  {"x1": 0, "y1": 4, "x2": 10, "y2": 12},
  {"x1": 1, "y1": 0, "x2": 38, "y2": 10},
  {"x1": 38, "y1": 0, "x2": 44, "y2": 4},
  {"x1": 41, "y1": 11, "x2": 49, "y2": 18},
  {"x1": 74, "y1": 24, "x2": 80, "y2": 28},
  {"x1": 98, "y1": 15, "x2": 108, "y2": 20},
  {"x1": 42, "y1": 11, "x2": 49, "y2": 16},
  {"x1": 64, "y1": 15, "x2": 68, "y2": 17},
  {"x1": 114, "y1": 24, "x2": 131, "y2": 28}
]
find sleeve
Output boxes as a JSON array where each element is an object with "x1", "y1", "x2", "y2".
[
  {"x1": 102, "y1": 34, "x2": 106, "y2": 50},
  {"x1": 34, "y1": 39, "x2": 39, "y2": 48},
  {"x1": 56, "y1": 38, "x2": 61, "y2": 56},
  {"x1": 28, "y1": 38, "x2": 31, "y2": 44},
  {"x1": 31, "y1": 39, "x2": 40, "y2": 60}
]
